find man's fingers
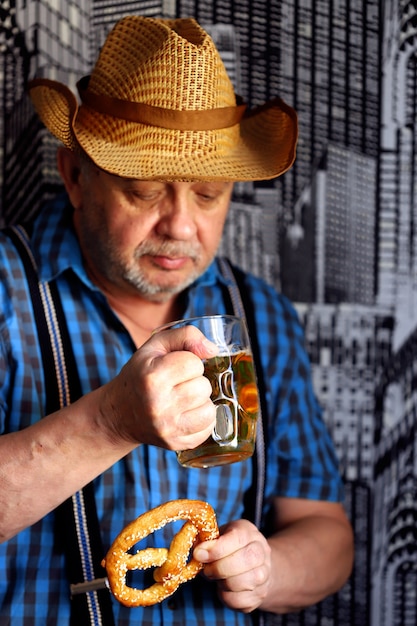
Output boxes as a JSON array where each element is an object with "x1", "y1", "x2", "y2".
[{"x1": 147, "y1": 325, "x2": 219, "y2": 360}]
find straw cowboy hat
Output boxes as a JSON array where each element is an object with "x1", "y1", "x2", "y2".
[{"x1": 28, "y1": 16, "x2": 298, "y2": 182}]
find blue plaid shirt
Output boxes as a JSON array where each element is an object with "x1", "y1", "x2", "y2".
[{"x1": 0, "y1": 196, "x2": 344, "y2": 626}]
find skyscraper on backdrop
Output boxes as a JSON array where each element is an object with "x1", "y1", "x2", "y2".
[
  {"x1": 277, "y1": 0, "x2": 381, "y2": 303},
  {"x1": 1, "y1": 0, "x2": 91, "y2": 225}
]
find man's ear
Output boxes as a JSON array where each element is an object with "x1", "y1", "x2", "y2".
[{"x1": 56, "y1": 147, "x2": 83, "y2": 209}]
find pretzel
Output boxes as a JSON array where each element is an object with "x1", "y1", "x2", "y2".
[{"x1": 102, "y1": 499, "x2": 219, "y2": 607}]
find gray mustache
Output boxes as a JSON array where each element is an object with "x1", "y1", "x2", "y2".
[{"x1": 134, "y1": 241, "x2": 201, "y2": 259}]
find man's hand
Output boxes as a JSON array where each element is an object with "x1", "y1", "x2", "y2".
[
  {"x1": 98, "y1": 325, "x2": 219, "y2": 450},
  {"x1": 193, "y1": 519, "x2": 272, "y2": 613},
  {"x1": 193, "y1": 498, "x2": 353, "y2": 615}
]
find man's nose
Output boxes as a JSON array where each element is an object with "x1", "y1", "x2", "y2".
[{"x1": 155, "y1": 195, "x2": 197, "y2": 240}]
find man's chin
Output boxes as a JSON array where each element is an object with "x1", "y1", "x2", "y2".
[
  {"x1": 130, "y1": 275, "x2": 198, "y2": 302},
  {"x1": 125, "y1": 261, "x2": 207, "y2": 301},
  {"x1": 139, "y1": 287, "x2": 182, "y2": 303}
]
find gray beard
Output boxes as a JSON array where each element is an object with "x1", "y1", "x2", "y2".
[
  {"x1": 123, "y1": 240, "x2": 206, "y2": 302},
  {"x1": 83, "y1": 230, "x2": 208, "y2": 302},
  {"x1": 123, "y1": 258, "x2": 202, "y2": 302}
]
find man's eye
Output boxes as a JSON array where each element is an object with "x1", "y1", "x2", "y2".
[
  {"x1": 131, "y1": 191, "x2": 159, "y2": 202},
  {"x1": 194, "y1": 183, "x2": 230, "y2": 204},
  {"x1": 197, "y1": 192, "x2": 219, "y2": 203}
]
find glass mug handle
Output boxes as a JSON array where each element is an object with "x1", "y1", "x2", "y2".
[{"x1": 211, "y1": 366, "x2": 239, "y2": 446}]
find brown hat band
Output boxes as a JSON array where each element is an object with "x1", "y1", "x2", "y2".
[{"x1": 76, "y1": 76, "x2": 247, "y2": 131}]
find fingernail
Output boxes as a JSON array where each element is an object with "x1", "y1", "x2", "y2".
[{"x1": 193, "y1": 548, "x2": 209, "y2": 562}]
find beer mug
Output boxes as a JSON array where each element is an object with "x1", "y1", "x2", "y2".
[{"x1": 155, "y1": 315, "x2": 260, "y2": 468}]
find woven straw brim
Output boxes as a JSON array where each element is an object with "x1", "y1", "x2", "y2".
[{"x1": 29, "y1": 81, "x2": 298, "y2": 182}]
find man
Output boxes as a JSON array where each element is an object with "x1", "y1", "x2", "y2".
[{"x1": 0, "y1": 15, "x2": 353, "y2": 626}]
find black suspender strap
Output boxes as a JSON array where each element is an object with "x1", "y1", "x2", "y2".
[
  {"x1": 6, "y1": 226, "x2": 115, "y2": 626},
  {"x1": 218, "y1": 258, "x2": 268, "y2": 626},
  {"x1": 5, "y1": 227, "x2": 61, "y2": 415},
  {"x1": 217, "y1": 258, "x2": 267, "y2": 531}
]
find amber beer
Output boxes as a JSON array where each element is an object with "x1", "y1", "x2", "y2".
[{"x1": 177, "y1": 349, "x2": 260, "y2": 468}]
